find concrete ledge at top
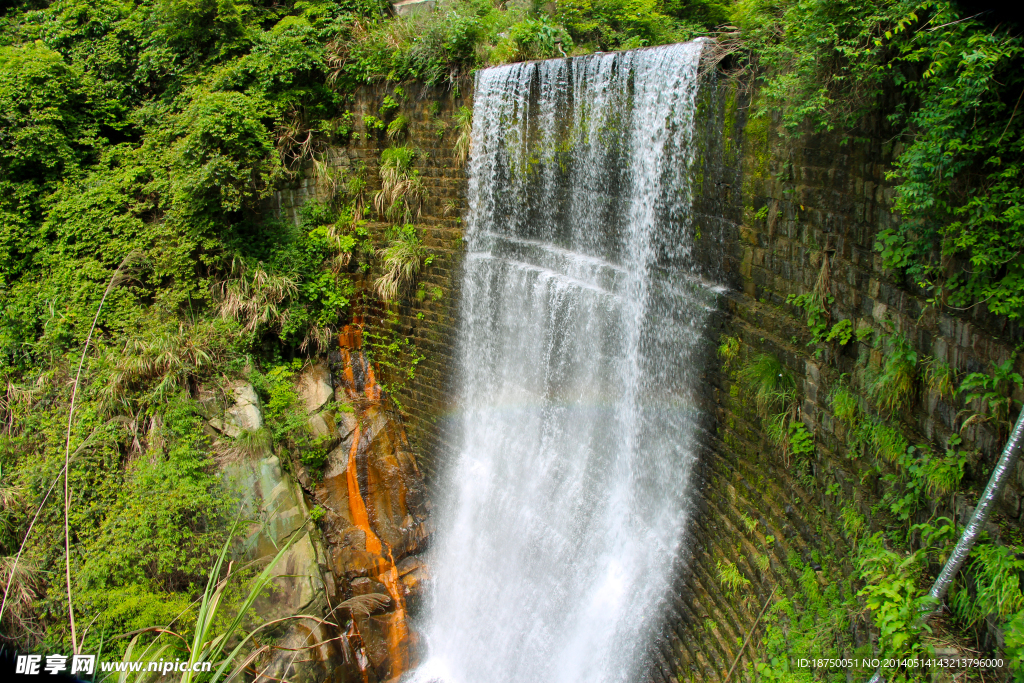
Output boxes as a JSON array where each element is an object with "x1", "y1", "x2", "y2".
[{"x1": 393, "y1": 0, "x2": 435, "y2": 17}]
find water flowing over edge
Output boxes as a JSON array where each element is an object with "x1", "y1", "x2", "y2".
[{"x1": 413, "y1": 41, "x2": 719, "y2": 683}]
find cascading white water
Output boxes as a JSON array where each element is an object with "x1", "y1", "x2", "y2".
[{"x1": 415, "y1": 42, "x2": 719, "y2": 683}]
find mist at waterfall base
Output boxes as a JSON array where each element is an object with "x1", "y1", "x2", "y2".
[{"x1": 412, "y1": 42, "x2": 721, "y2": 683}]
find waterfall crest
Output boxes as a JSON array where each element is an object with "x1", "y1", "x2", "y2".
[{"x1": 417, "y1": 41, "x2": 717, "y2": 683}]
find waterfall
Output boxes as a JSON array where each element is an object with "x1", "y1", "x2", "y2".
[{"x1": 416, "y1": 42, "x2": 719, "y2": 683}]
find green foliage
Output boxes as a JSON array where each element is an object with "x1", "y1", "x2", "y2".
[
  {"x1": 334, "y1": 0, "x2": 499, "y2": 87},
  {"x1": 558, "y1": 0, "x2": 724, "y2": 52},
  {"x1": 866, "y1": 333, "x2": 917, "y2": 414},
  {"x1": 919, "y1": 435, "x2": 967, "y2": 497},
  {"x1": 717, "y1": 334, "x2": 740, "y2": 368},
  {"x1": 950, "y1": 540, "x2": 1024, "y2": 626},
  {"x1": 379, "y1": 95, "x2": 400, "y2": 117},
  {"x1": 375, "y1": 225, "x2": 429, "y2": 302},
  {"x1": 878, "y1": 10, "x2": 1024, "y2": 321},
  {"x1": 856, "y1": 533, "x2": 936, "y2": 661},
  {"x1": 868, "y1": 421, "x2": 907, "y2": 464},
  {"x1": 0, "y1": 42, "x2": 92, "y2": 190},
  {"x1": 787, "y1": 420, "x2": 814, "y2": 458},
  {"x1": 922, "y1": 358, "x2": 956, "y2": 399},
  {"x1": 117, "y1": 514, "x2": 309, "y2": 682},
  {"x1": 824, "y1": 318, "x2": 852, "y2": 346},
  {"x1": 330, "y1": 0, "x2": 721, "y2": 89},
  {"x1": 454, "y1": 105, "x2": 473, "y2": 167},
  {"x1": 506, "y1": 18, "x2": 574, "y2": 60},
  {"x1": 947, "y1": 540, "x2": 1024, "y2": 680},
  {"x1": 363, "y1": 308, "x2": 425, "y2": 409},
  {"x1": 151, "y1": 0, "x2": 247, "y2": 60},
  {"x1": 840, "y1": 504, "x2": 866, "y2": 541},
  {"x1": 309, "y1": 504, "x2": 327, "y2": 523},
  {"x1": 829, "y1": 383, "x2": 860, "y2": 428},
  {"x1": 386, "y1": 114, "x2": 409, "y2": 141},
  {"x1": 299, "y1": 443, "x2": 330, "y2": 475},
  {"x1": 1005, "y1": 610, "x2": 1024, "y2": 683},
  {"x1": 716, "y1": 558, "x2": 751, "y2": 596},
  {"x1": 787, "y1": 291, "x2": 831, "y2": 345},
  {"x1": 375, "y1": 146, "x2": 423, "y2": 224},
  {"x1": 363, "y1": 114, "x2": 385, "y2": 132},
  {"x1": 752, "y1": 558, "x2": 855, "y2": 682},
  {"x1": 734, "y1": 1, "x2": 1024, "y2": 321},
  {"x1": 737, "y1": 352, "x2": 795, "y2": 420},
  {"x1": 958, "y1": 358, "x2": 1023, "y2": 430},
  {"x1": 737, "y1": 351, "x2": 815, "y2": 463}
]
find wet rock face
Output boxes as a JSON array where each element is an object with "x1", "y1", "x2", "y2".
[
  {"x1": 300, "y1": 329, "x2": 432, "y2": 682},
  {"x1": 213, "y1": 330, "x2": 432, "y2": 683}
]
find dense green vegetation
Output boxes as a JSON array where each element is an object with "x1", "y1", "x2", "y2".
[
  {"x1": 731, "y1": 0, "x2": 1024, "y2": 322},
  {"x1": 0, "y1": 0, "x2": 729, "y2": 663},
  {"x1": 715, "y1": 2, "x2": 1024, "y2": 679},
  {"x1": 727, "y1": 328, "x2": 1024, "y2": 681}
]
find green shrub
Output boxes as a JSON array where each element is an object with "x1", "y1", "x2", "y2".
[
  {"x1": 959, "y1": 358, "x2": 1023, "y2": 430},
  {"x1": 375, "y1": 224, "x2": 429, "y2": 301},
  {"x1": 856, "y1": 534, "x2": 935, "y2": 662},
  {"x1": 868, "y1": 421, "x2": 907, "y2": 464}
]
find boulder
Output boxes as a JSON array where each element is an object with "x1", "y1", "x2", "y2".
[
  {"x1": 297, "y1": 362, "x2": 334, "y2": 414},
  {"x1": 209, "y1": 381, "x2": 263, "y2": 437},
  {"x1": 393, "y1": 0, "x2": 435, "y2": 16}
]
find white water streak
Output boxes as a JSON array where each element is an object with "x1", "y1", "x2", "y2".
[{"x1": 415, "y1": 42, "x2": 714, "y2": 683}]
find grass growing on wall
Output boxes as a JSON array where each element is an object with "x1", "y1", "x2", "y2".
[{"x1": 720, "y1": 329, "x2": 1023, "y2": 680}]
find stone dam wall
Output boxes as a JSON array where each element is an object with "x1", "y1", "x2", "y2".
[
  {"x1": 269, "y1": 68, "x2": 1024, "y2": 682},
  {"x1": 655, "y1": 76, "x2": 1024, "y2": 682}
]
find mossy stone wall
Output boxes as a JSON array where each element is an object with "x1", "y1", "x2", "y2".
[
  {"x1": 269, "y1": 81, "x2": 472, "y2": 481},
  {"x1": 652, "y1": 76, "x2": 1024, "y2": 683}
]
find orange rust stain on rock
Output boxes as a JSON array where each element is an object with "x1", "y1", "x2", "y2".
[
  {"x1": 316, "y1": 338, "x2": 428, "y2": 680},
  {"x1": 346, "y1": 422, "x2": 382, "y2": 556}
]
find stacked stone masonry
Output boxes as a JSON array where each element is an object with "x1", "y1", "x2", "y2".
[
  {"x1": 652, "y1": 75, "x2": 1024, "y2": 683},
  {"x1": 269, "y1": 81, "x2": 472, "y2": 481},
  {"x1": 266, "y1": 69, "x2": 1024, "y2": 683}
]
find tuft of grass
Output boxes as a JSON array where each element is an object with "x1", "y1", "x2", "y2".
[
  {"x1": 829, "y1": 383, "x2": 860, "y2": 427},
  {"x1": 923, "y1": 358, "x2": 957, "y2": 399},
  {"x1": 922, "y1": 445, "x2": 967, "y2": 497},
  {"x1": 220, "y1": 427, "x2": 273, "y2": 462},
  {"x1": 738, "y1": 353, "x2": 795, "y2": 420},
  {"x1": 867, "y1": 334, "x2": 917, "y2": 414},
  {"x1": 453, "y1": 106, "x2": 473, "y2": 167},
  {"x1": 840, "y1": 505, "x2": 866, "y2": 542},
  {"x1": 374, "y1": 225, "x2": 428, "y2": 302},
  {"x1": 101, "y1": 318, "x2": 230, "y2": 406},
  {"x1": 718, "y1": 335, "x2": 740, "y2": 368},
  {"x1": 374, "y1": 146, "x2": 422, "y2": 223},
  {"x1": 213, "y1": 258, "x2": 298, "y2": 336},
  {"x1": 386, "y1": 114, "x2": 409, "y2": 141},
  {"x1": 0, "y1": 554, "x2": 43, "y2": 640},
  {"x1": 868, "y1": 421, "x2": 908, "y2": 464}
]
